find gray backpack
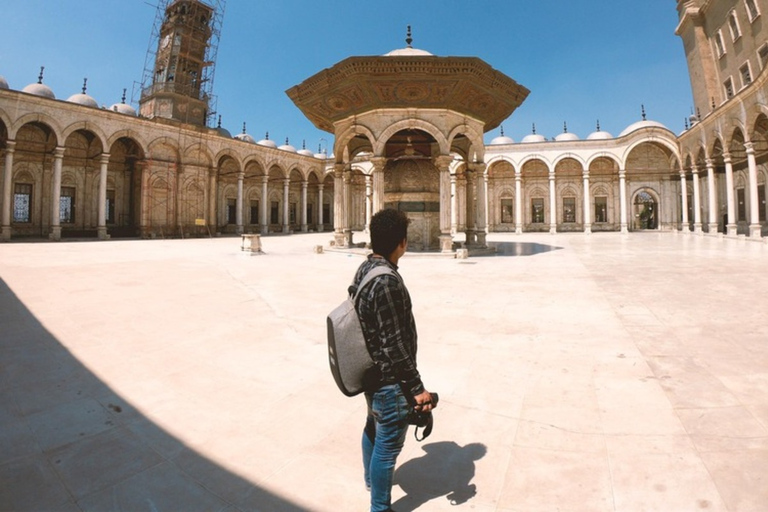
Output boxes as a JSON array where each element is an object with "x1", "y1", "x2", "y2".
[{"x1": 326, "y1": 266, "x2": 393, "y2": 396}]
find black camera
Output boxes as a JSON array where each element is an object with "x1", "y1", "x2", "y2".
[{"x1": 407, "y1": 392, "x2": 439, "y2": 427}]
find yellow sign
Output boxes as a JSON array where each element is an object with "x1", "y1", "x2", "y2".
[{"x1": 195, "y1": 218, "x2": 206, "y2": 226}]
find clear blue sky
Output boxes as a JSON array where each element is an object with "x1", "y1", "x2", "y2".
[{"x1": 0, "y1": 1, "x2": 693, "y2": 149}]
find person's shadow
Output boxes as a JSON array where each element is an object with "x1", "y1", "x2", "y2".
[{"x1": 392, "y1": 441, "x2": 487, "y2": 510}]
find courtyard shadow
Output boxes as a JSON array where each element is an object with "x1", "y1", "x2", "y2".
[
  {"x1": 486, "y1": 241, "x2": 563, "y2": 257},
  {"x1": 392, "y1": 441, "x2": 487, "y2": 511},
  {"x1": 0, "y1": 277, "x2": 308, "y2": 512}
]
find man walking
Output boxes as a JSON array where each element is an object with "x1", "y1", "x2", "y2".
[{"x1": 350, "y1": 208, "x2": 433, "y2": 512}]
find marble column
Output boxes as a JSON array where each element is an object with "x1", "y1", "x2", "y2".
[
  {"x1": 317, "y1": 184, "x2": 324, "y2": 232},
  {"x1": 450, "y1": 173, "x2": 458, "y2": 235},
  {"x1": 364, "y1": 175, "x2": 371, "y2": 234},
  {"x1": 282, "y1": 178, "x2": 290, "y2": 233},
  {"x1": 1, "y1": 141, "x2": 16, "y2": 241},
  {"x1": 343, "y1": 168, "x2": 354, "y2": 246},
  {"x1": 692, "y1": 165, "x2": 702, "y2": 233},
  {"x1": 705, "y1": 159, "x2": 718, "y2": 233},
  {"x1": 515, "y1": 170, "x2": 522, "y2": 235},
  {"x1": 582, "y1": 169, "x2": 591, "y2": 234},
  {"x1": 436, "y1": 155, "x2": 453, "y2": 252},
  {"x1": 97, "y1": 153, "x2": 110, "y2": 240},
  {"x1": 474, "y1": 163, "x2": 487, "y2": 247},
  {"x1": 50, "y1": 146, "x2": 65, "y2": 241},
  {"x1": 208, "y1": 168, "x2": 217, "y2": 234},
  {"x1": 619, "y1": 169, "x2": 628, "y2": 233},
  {"x1": 680, "y1": 170, "x2": 690, "y2": 233},
  {"x1": 301, "y1": 179, "x2": 308, "y2": 233},
  {"x1": 370, "y1": 157, "x2": 386, "y2": 215},
  {"x1": 464, "y1": 167, "x2": 475, "y2": 246},
  {"x1": 745, "y1": 142, "x2": 761, "y2": 238},
  {"x1": 235, "y1": 172, "x2": 244, "y2": 235},
  {"x1": 333, "y1": 164, "x2": 345, "y2": 246},
  {"x1": 724, "y1": 152, "x2": 737, "y2": 235},
  {"x1": 260, "y1": 176, "x2": 269, "y2": 235},
  {"x1": 548, "y1": 169, "x2": 557, "y2": 234}
]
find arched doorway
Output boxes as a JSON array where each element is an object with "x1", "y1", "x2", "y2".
[{"x1": 633, "y1": 190, "x2": 658, "y2": 230}]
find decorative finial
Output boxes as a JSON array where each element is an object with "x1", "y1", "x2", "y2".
[
  {"x1": 81, "y1": 78, "x2": 88, "y2": 94},
  {"x1": 697, "y1": 107, "x2": 701, "y2": 120},
  {"x1": 302, "y1": 139, "x2": 307, "y2": 149},
  {"x1": 265, "y1": 131, "x2": 269, "y2": 140},
  {"x1": 242, "y1": 122, "x2": 247, "y2": 134},
  {"x1": 641, "y1": 104, "x2": 647, "y2": 121},
  {"x1": 711, "y1": 97, "x2": 716, "y2": 110},
  {"x1": 532, "y1": 123, "x2": 537, "y2": 135},
  {"x1": 121, "y1": 88, "x2": 127, "y2": 104},
  {"x1": 217, "y1": 115, "x2": 222, "y2": 128},
  {"x1": 563, "y1": 121, "x2": 568, "y2": 133},
  {"x1": 285, "y1": 137, "x2": 289, "y2": 145},
  {"x1": 500, "y1": 125, "x2": 505, "y2": 137},
  {"x1": 684, "y1": 117, "x2": 689, "y2": 130},
  {"x1": 38, "y1": 66, "x2": 45, "y2": 84},
  {"x1": 318, "y1": 143, "x2": 322, "y2": 153},
  {"x1": 406, "y1": 25, "x2": 413, "y2": 48},
  {"x1": 596, "y1": 120, "x2": 601, "y2": 131}
]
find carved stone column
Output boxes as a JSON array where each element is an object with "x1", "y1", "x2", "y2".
[
  {"x1": 548, "y1": 169, "x2": 557, "y2": 234},
  {"x1": 50, "y1": 146, "x2": 65, "y2": 241},
  {"x1": 260, "y1": 175, "x2": 269, "y2": 235},
  {"x1": 582, "y1": 169, "x2": 591, "y2": 234},
  {"x1": 745, "y1": 142, "x2": 761, "y2": 238},
  {"x1": 450, "y1": 173, "x2": 458, "y2": 235},
  {"x1": 1, "y1": 141, "x2": 16, "y2": 241},
  {"x1": 474, "y1": 163, "x2": 487, "y2": 247},
  {"x1": 705, "y1": 159, "x2": 718, "y2": 233},
  {"x1": 515, "y1": 169, "x2": 522, "y2": 235},
  {"x1": 680, "y1": 169, "x2": 690, "y2": 233},
  {"x1": 364, "y1": 175, "x2": 372, "y2": 234},
  {"x1": 333, "y1": 164, "x2": 345, "y2": 246},
  {"x1": 236, "y1": 172, "x2": 244, "y2": 235},
  {"x1": 464, "y1": 167, "x2": 475, "y2": 246},
  {"x1": 208, "y1": 168, "x2": 217, "y2": 233},
  {"x1": 97, "y1": 153, "x2": 111, "y2": 240},
  {"x1": 435, "y1": 155, "x2": 453, "y2": 252},
  {"x1": 619, "y1": 169, "x2": 628, "y2": 234},
  {"x1": 691, "y1": 165, "x2": 702, "y2": 233},
  {"x1": 724, "y1": 152, "x2": 736, "y2": 235},
  {"x1": 282, "y1": 178, "x2": 290, "y2": 233},
  {"x1": 370, "y1": 157, "x2": 386, "y2": 215},
  {"x1": 343, "y1": 167, "x2": 354, "y2": 246},
  {"x1": 301, "y1": 179, "x2": 308, "y2": 233},
  {"x1": 317, "y1": 183, "x2": 324, "y2": 232}
]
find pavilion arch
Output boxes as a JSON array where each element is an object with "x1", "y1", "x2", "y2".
[
  {"x1": 373, "y1": 119, "x2": 449, "y2": 157},
  {"x1": 183, "y1": 142, "x2": 214, "y2": 168},
  {"x1": 107, "y1": 129, "x2": 148, "y2": 152},
  {"x1": 61, "y1": 121, "x2": 108, "y2": 151},
  {"x1": 147, "y1": 137, "x2": 181, "y2": 163},
  {"x1": 334, "y1": 124, "x2": 375, "y2": 162},
  {"x1": 10, "y1": 113, "x2": 63, "y2": 143},
  {"x1": 448, "y1": 124, "x2": 485, "y2": 161}
]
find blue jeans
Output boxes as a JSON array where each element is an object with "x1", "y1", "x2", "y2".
[{"x1": 363, "y1": 384, "x2": 410, "y2": 512}]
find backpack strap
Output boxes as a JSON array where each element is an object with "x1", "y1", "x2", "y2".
[{"x1": 352, "y1": 266, "x2": 395, "y2": 302}]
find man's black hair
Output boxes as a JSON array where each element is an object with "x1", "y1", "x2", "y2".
[{"x1": 370, "y1": 208, "x2": 410, "y2": 258}]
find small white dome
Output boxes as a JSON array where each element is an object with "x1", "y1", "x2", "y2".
[
  {"x1": 384, "y1": 47, "x2": 433, "y2": 57},
  {"x1": 298, "y1": 148, "x2": 314, "y2": 157},
  {"x1": 68, "y1": 93, "x2": 98, "y2": 108},
  {"x1": 257, "y1": 138, "x2": 277, "y2": 148},
  {"x1": 619, "y1": 120, "x2": 669, "y2": 137},
  {"x1": 521, "y1": 133, "x2": 546, "y2": 143},
  {"x1": 216, "y1": 126, "x2": 231, "y2": 138},
  {"x1": 23, "y1": 82, "x2": 55, "y2": 99},
  {"x1": 0, "y1": 76, "x2": 9, "y2": 90},
  {"x1": 110, "y1": 102, "x2": 137, "y2": 116},
  {"x1": 587, "y1": 130, "x2": 613, "y2": 140},
  {"x1": 490, "y1": 135, "x2": 515, "y2": 145},
  {"x1": 555, "y1": 132, "x2": 580, "y2": 142},
  {"x1": 314, "y1": 152, "x2": 327, "y2": 159},
  {"x1": 278, "y1": 139, "x2": 297, "y2": 153},
  {"x1": 235, "y1": 133, "x2": 256, "y2": 144}
]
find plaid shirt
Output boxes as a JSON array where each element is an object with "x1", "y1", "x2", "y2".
[{"x1": 350, "y1": 254, "x2": 424, "y2": 398}]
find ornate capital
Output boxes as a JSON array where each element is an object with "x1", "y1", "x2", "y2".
[
  {"x1": 434, "y1": 154, "x2": 454, "y2": 172},
  {"x1": 370, "y1": 157, "x2": 387, "y2": 172},
  {"x1": 744, "y1": 142, "x2": 755, "y2": 154},
  {"x1": 53, "y1": 146, "x2": 66, "y2": 159},
  {"x1": 4, "y1": 140, "x2": 16, "y2": 152}
]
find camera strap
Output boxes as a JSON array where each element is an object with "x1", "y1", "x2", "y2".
[{"x1": 413, "y1": 413, "x2": 433, "y2": 442}]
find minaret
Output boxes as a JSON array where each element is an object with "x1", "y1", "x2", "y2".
[{"x1": 139, "y1": 0, "x2": 214, "y2": 125}]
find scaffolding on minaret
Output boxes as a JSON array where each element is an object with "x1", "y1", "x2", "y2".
[{"x1": 134, "y1": 0, "x2": 226, "y2": 128}]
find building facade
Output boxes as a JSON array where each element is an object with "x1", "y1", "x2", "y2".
[{"x1": 0, "y1": 0, "x2": 766, "y2": 244}]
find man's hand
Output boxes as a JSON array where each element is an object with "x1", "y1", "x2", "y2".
[{"x1": 413, "y1": 390, "x2": 434, "y2": 412}]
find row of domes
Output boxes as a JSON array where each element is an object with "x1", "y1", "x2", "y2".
[
  {"x1": 230, "y1": 123, "x2": 328, "y2": 158},
  {"x1": 490, "y1": 118, "x2": 670, "y2": 146}
]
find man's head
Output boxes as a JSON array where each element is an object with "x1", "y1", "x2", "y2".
[{"x1": 370, "y1": 208, "x2": 410, "y2": 260}]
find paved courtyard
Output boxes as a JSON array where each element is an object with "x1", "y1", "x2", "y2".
[{"x1": 1, "y1": 231, "x2": 767, "y2": 511}]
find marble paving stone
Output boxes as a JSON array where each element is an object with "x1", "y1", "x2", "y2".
[
  {"x1": 697, "y1": 450, "x2": 768, "y2": 512},
  {"x1": 0, "y1": 454, "x2": 73, "y2": 511},
  {"x1": 676, "y1": 406, "x2": 768, "y2": 452},
  {"x1": 26, "y1": 397, "x2": 115, "y2": 452}
]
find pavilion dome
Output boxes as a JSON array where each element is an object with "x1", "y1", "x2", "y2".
[
  {"x1": 278, "y1": 138, "x2": 297, "y2": 153},
  {"x1": 23, "y1": 82, "x2": 55, "y2": 99},
  {"x1": 0, "y1": 76, "x2": 9, "y2": 90},
  {"x1": 68, "y1": 92, "x2": 98, "y2": 108},
  {"x1": 257, "y1": 132, "x2": 277, "y2": 148},
  {"x1": 234, "y1": 123, "x2": 256, "y2": 143},
  {"x1": 383, "y1": 27, "x2": 433, "y2": 56},
  {"x1": 619, "y1": 119, "x2": 669, "y2": 137}
]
